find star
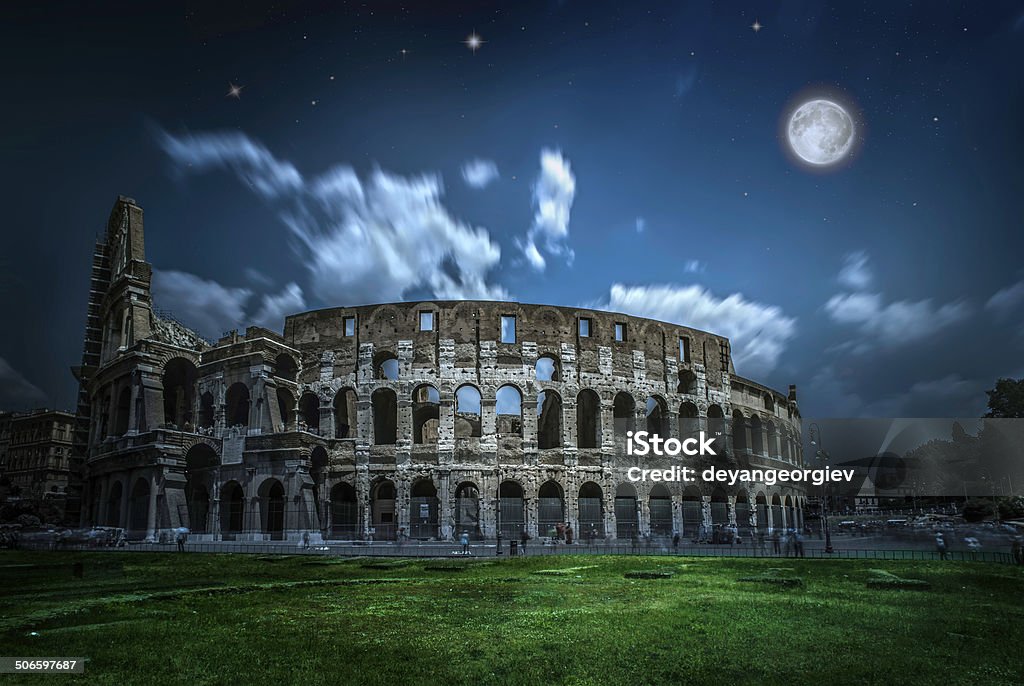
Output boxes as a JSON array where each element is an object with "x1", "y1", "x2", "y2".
[
  {"x1": 751, "y1": 19, "x2": 763, "y2": 33},
  {"x1": 464, "y1": 31, "x2": 484, "y2": 53},
  {"x1": 226, "y1": 82, "x2": 243, "y2": 99}
]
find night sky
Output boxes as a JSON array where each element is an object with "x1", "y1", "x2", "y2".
[{"x1": 2, "y1": 1, "x2": 1022, "y2": 419}]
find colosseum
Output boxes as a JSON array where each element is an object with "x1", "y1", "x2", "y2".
[{"x1": 73, "y1": 197, "x2": 807, "y2": 544}]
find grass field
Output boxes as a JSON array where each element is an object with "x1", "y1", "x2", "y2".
[{"x1": 1, "y1": 552, "x2": 1022, "y2": 685}]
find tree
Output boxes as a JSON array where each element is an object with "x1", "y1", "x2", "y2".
[
  {"x1": 962, "y1": 499, "x2": 996, "y2": 522},
  {"x1": 985, "y1": 378, "x2": 1024, "y2": 418}
]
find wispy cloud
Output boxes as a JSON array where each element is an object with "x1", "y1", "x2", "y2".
[
  {"x1": 518, "y1": 148, "x2": 576, "y2": 271},
  {"x1": 460, "y1": 158, "x2": 499, "y2": 189},
  {"x1": 824, "y1": 292, "x2": 971, "y2": 350},
  {"x1": 0, "y1": 356, "x2": 47, "y2": 410},
  {"x1": 837, "y1": 250, "x2": 872, "y2": 290},
  {"x1": 986, "y1": 279, "x2": 1024, "y2": 317}
]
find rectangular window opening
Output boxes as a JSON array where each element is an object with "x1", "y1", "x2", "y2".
[
  {"x1": 419, "y1": 311, "x2": 434, "y2": 331},
  {"x1": 614, "y1": 322, "x2": 626, "y2": 342},
  {"x1": 501, "y1": 315, "x2": 517, "y2": 344},
  {"x1": 680, "y1": 337, "x2": 691, "y2": 362},
  {"x1": 343, "y1": 316, "x2": 356, "y2": 337},
  {"x1": 578, "y1": 318, "x2": 591, "y2": 337}
]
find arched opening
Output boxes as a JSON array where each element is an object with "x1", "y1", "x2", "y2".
[
  {"x1": 649, "y1": 483, "x2": 673, "y2": 536},
  {"x1": 496, "y1": 385, "x2": 523, "y2": 437},
  {"x1": 184, "y1": 443, "x2": 218, "y2": 533},
  {"x1": 677, "y1": 369, "x2": 697, "y2": 395},
  {"x1": 106, "y1": 480, "x2": 123, "y2": 527},
  {"x1": 735, "y1": 490, "x2": 751, "y2": 539},
  {"x1": 330, "y1": 482, "x2": 358, "y2": 539},
  {"x1": 412, "y1": 385, "x2": 440, "y2": 444},
  {"x1": 409, "y1": 480, "x2": 440, "y2": 539},
  {"x1": 276, "y1": 388, "x2": 295, "y2": 431},
  {"x1": 613, "y1": 392, "x2": 636, "y2": 450},
  {"x1": 373, "y1": 351, "x2": 399, "y2": 380},
  {"x1": 128, "y1": 477, "x2": 149, "y2": 536},
  {"x1": 756, "y1": 492, "x2": 768, "y2": 533},
  {"x1": 749, "y1": 415, "x2": 764, "y2": 455},
  {"x1": 372, "y1": 388, "x2": 398, "y2": 445},
  {"x1": 766, "y1": 421, "x2": 778, "y2": 459},
  {"x1": 310, "y1": 446, "x2": 328, "y2": 529},
  {"x1": 614, "y1": 483, "x2": 639, "y2": 540},
  {"x1": 221, "y1": 482, "x2": 245, "y2": 538},
  {"x1": 199, "y1": 392, "x2": 215, "y2": 430},
  {"x1": 298, "y1": 392, "x2": 320, "y2": 433},
  {"x1": 371, "y1": 480, "x2": 396, "y2": 540},
  {"x1": 114, "y1": 387, "x2": 131, "y2": 436},
  {"x1": 333, "y1": 388, "x2": 357, "y2": 438},
  {"x1": 535, "y1": 354, "x2": 560, "y2": 382},
  {"x1": 455, "y1": 385, "x2": 482, "y2": 438},
  {"x1": 260, "y1": 479, "x2": 285, "y2": 540},
  {"x1": 678, "y1": 401, "x2": 699, "y2": 441},
  {"x1": 710, "y1": 487, "x2": 729, "y2": 527},
  {"x1": 225, "y1": 383, "x2": 250, "y2": 428},
  {"x1": 537, "y1": 481, "x2": 565, "y2": 538},
  {"x1": 785, "y1": 494, "x2": 795, "y2": 530},
  {"x1": 454, "y1": 482, "x2": 481, "y2": 539},
  {"x1": 682, "y1": 486, "x2": 702, "y2": 540},
  {"x1": 646, "y1": 396, "x2": 668, "y2": 437},
  {"x1": 537, "y1": 390, "x2": 563, "y2": 449},
  {"x1": 771, "y1": 493, "x2": 784, "y2": 533},
  {"x1": 763, "y1": 393, "x2": 775, "y2": 412},
  {"x1": 731, "y1": 411, "x2": 747, "y2": 455},
  {"x1": 578, "y1": 482, "x2": 604, "y2": 540},
  {"x1": 274, "y1": 353, "x2": 297, "y2": 382},
  {"x1": 576, "y1": 389, "x2": 601, "y2": 449},
  {"x1": 498, "y1": 480, "x2": 525, "y2": 540},
  {"x1": 707, "y1": 404, "x2": 725, "y2": 447},
  {"x1": 162, "y1": 358, "x2": 198, "y2": 428}
]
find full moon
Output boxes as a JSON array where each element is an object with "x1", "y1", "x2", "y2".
[{"x1": 786, "y1": 99, "x2": 855, "y2": 166}]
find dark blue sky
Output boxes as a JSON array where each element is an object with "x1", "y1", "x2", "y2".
[{"x1": 2, "y1": 1, "x2": 1022, "y2": 418}]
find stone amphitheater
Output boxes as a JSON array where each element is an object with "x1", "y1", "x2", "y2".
[{"x1": 76, "y1": 197, "x2": 807, "y2": 544}]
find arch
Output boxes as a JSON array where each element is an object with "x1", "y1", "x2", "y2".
[
  {"x1": 454, "y1": 482, "x2": 481, "y2": 539},
  {"x1": 199, "y1": 391, "x2": 215, "y2": 430},
  {"x1": 578, "y1": 482, "x2": 604, "y2": 539},
  {"x1": 455, "y1": 385, "x2": 482, "y2": 438},
  {"x1": 682, "y1": 486, "x2": 702, "y2": 539},
  {"x1": 106, "y1": 479, "x2": 123, "y2": 527},
  {"x1": 771, "y1": 492, "x2": 784, "y2": 533},
  {"x1": 259, "y1": 479, "x2": 286, "y2": 540},
  {"x1": 371, "y1": 479, "x2": 397, "y2": 540},
  {"x1": 537, "y1": 480, "x2": 565, "y2": 538},
  {"x1": 128, "y1": 477, "x2": 149, "y2": 535},
  {"x1": 498, "y1": 480, "x2": 525, "y2": 540},
  {"x1": 764, "y1": 393, "x2": 775, "y2": 412},
  {"x1": 373, "y1": 351, "x2": 399, "y2": 380},
  {"x1": 646, "y1": 396, "x2": 669, "y2": 436},
  {"x1": 333, "y1": 388, "x2": 357, "y2": 438},
  {"x1": 749, "y1": 415, "x2": 764, "y2": 455},
  {"x1": 614, "y1": 482, "x2": 639, "y2": 539},
  {"x1": 735, "y1": 490, "x2": 751, "y2": 538},
  {"x1": 537, "y1": 390, "x2": 563, "y2": 449},
  {"x1": 184, "y1": 443, "x2": 218, "y2": 533},
  {"x1": 372, "y1": 388, "x2": 398, "y2": 445},
  {"x1": 535, "y1": 354, "x2": 560, "y2": 382},
  {"x1": 731, "y1": 410, "x2": 747, "y2": 454},
  {"x1": 329, "y1": 482, "x2": 358, "y2": 539},
  {"x1": 310, "y1": 447, "x2": 329, "y2": 527},
  {"x1": 410, "y1": 479, "x2": 440, "y2": 539},
  {"x1": 275, "y1": 388, "x2": 295, "y2": 431},
  {"x1": 495, "y1": 385, "x2": 523, "y2": 437},
  {"x1": 766, "y1": 421, "x2": 778, "y2": 459},
  {"x1": 298, "y1": 392, "x2": 321, "y2": 432},
  {"x1": 114, "y1": 387, "x2": 131, "y2": 435},
  {"x1": 225, "y1": 383, "x2": 250, "y2": 428},
  {"x1": 162, "y1": 358, "x2": 198, "y2": 427},
  {"x1": 649, "y1": 483, "x2": 673, "y2": 535},
  {"x1": 710, "y1": 487, "x2": 729, "y2": 528},
  {"x1": 755, "y1": 491, "x2": 769, "y2": 533},
  {"x1": 220, "y1": 481, "x2": 245, "y2": 536},
  {"x1": 413, "y1": 384, "x2": 440, "y2": 445},
  {"x1": 678, "y1": 401, "x2": 699, "y2": 441},
  {"x1": 707, "y1": 404, "x2": 725, "y2": 445},
  {"x1": 613, "y1": 392, "x2": 636, "y2": 440},
  {"x1": 274, "y1": 353, "x2": 297, "y2": 382},
  {"x1": 576, "y1": 389, "x2": 601, "y2": 449},
  {"x1": 677, "y1": 369, "x2": 697, "y2": 395}
]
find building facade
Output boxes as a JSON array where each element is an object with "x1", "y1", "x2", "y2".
[
  {"x1": 77, "y1": 197, "x2": 806, "y2": 542},
  {"x1": 1, "y1": 409, "x2": 76, "y2": 502}
]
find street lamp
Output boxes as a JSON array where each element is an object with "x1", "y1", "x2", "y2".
[{"x1": 808, "y1": 423, "x2": 834, "y2": 554}]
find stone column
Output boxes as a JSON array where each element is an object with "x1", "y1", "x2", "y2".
[
  {"x1": 727, "y1": 495, "x2": 737, "y2": 527},
  {"x1": 145, "y1": 469, "x2": 159, "y2": 542}
]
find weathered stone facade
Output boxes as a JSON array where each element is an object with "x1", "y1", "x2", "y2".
[{"x1": 78, "y1": 197, "x2": 806, "y2": 542}]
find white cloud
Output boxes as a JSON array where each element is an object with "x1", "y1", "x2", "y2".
[
  {"x1": 460, "y1": 158, "x2": 499, "y2": 189},
  {"x1": 151, "y1": 269, "x2": 252, "y2": 340},
  {"x1": 824, "y1": 291, "x2": 971, "y2": 348},
  {"x1": 520, "y1": 148, "x2": 576, "y2": 271},
  {"x1": 0, "y1": 357, "x2": 46, "y2": 409},
  {"x1": 635, "y1": 217, "x2": 646, "y2": 233},
  {"x1": 683, "y1": 259, "x2": 705, "y2": 274},
  {"x1": 606, "y1": 283, "x2": 797, "y2": 377},
  {"x1": 837, "y1": 250, "x2": 872, "y2": 290},
  {"x1": 251, "y1": 283, "x2": 306, "y2": 331},
  {"x1": 986, "y1": 280, "x2": 1024, "y2": 317},
  {"x1": 158, "y1": 130, "x2": 507, "y2": 306}
]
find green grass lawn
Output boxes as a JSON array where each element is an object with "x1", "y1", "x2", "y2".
[{"x1": 1, "y1": 552, "x2": 1022, "y2": 685}]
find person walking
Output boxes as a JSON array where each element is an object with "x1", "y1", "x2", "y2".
[
  {"x1": 175, "y1": 528, "x2": 187, "y2": 552},
  {"x1": 565, "y1": 524, "x2": 574, "y2": 545},
  {"x1": 672, "y1": 532, "x2": 680, "y2": 550},
  {"x1": 460, "y1": 531, "x2": 470, "y2": 554},
  {"x1": 935, "y1": 532, "x2": 948, "y2": 560},
  {"x1": 771, "y1": 530, "x2": 781, "y2": 555},
  {"x1": 519, "y1": 529, "x2": 530, "y2": 556}
]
